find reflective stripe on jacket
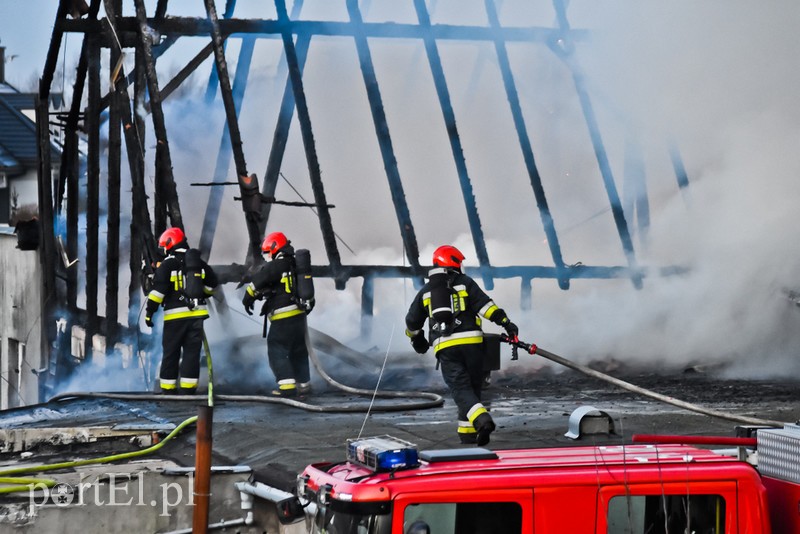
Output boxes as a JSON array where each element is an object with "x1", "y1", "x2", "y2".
[{"x1": 406, "y1": 270, "x2": 501, "y2": 355}]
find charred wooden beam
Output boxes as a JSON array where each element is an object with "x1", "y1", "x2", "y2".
[
  {"x1": 423, "y1": 4, "x2": 491, "y2": 280},
  {"x1": 156, "y1": 42, "x2": 215, "y2": 111},
  {"x1": 35, "y1": 95, "x2": 57, "y2": 393},
  {"x1": 117, "y1": 66, "x2": 155, "y2": 329},
  {"x1": 203, "y1": 0, "x2": 263, "y2": 263},
  {"x1": 275, "y1": 0, "x2": 342, "y2": 282},
  {"x1": 360, "y1": 275, "x2": 374, "y2": 340},
  {"x1": 104, "y1": 0, "x2": 123, "y2": 347},
  {"x1": 57, "y1": 17, "x2": 590, "y2": 45},
  {"x1": 85, "y1": 34, "x2": 101, "y2": 364},
  {"x1": 40, "y1": 0, "x2": 71, "y2": 100},
  {"x1": 198, "y1": 33, "x2": 255, "y2": 261},
  {"x1": 134, "y1": 41, "x2": 147, "y2": 193},
  {"x1": 669, "y1": 142, "x2": 690, "y2": 190},
  {"x1": 259, "y1": 32, "x2": 311, "y2": 236},
  {"x1": 232, "y1": 194, "x2": 334, "y2": 209},
  {"x1": 59, "y1": 15, "x2": 98, "y2": 310},
  {"x1": 549, "y1": 0, "x2": 640, "y2": 289},
  {"x1": 257, "y1": 0, "x2": 304, "y2": 231},
  {"x1": 204, "y1": 0, "x2": 238, "y2": 104},
  {"x1": 133, "y1": 0, "x2": 183, "y2": 231},
  {"x1": 211, "y1": 262, "x2": 681, "y2": 286},
  {"x1": 98, "y1": 33, "x2": 181, "y2": 112},
  {"x1": 155, "y1": 0, "x2": 169, "y2": 19},
  {"x1": 346, "y1": 0, "x2": 421, "y2": 273},
  {"x1": 623, "y1": 136, "x2": 650, "y2": 248},
  {"x1": 413, "y1": 0, "x2": 492, "y2": 288},
  {"x1": 484, "y1": 0, "x2": 569, "y2": 290}
]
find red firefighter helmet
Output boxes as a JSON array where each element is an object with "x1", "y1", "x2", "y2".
[
  {"x1": 432, "y1": 245, "x2": 465, "y2": 269},
  {"x1": 262, "y1": 231, "x2": 289, "y2": 258},
  {"x1": 158, "y1": 227, "x2": 185, "y2": 252}
]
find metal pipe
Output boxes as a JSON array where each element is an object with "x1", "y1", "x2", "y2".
[
  {"x1": 192, "y1": 405, "x2": 213, "y2": 533},
  {"x1": 235, "y1": 480, "x2": 295, "y2": 503}
]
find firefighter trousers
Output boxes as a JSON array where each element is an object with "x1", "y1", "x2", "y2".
[
  {"x1": 267, "y1": 314, "x2": 310, "y2": 388},
  {"x1": 437, "y1": 343, "x2": 486, "y2": 422},
  {"x1": 160, "y1": 318, "x2": 205, "y2": 392}
]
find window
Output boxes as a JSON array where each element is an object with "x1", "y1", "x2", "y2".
[
  {"x1": 403, "y1": 501, "x2": 522, "y2": 534},
  {"x1": 608, "y1": 494, "x2": 725, "y2": 534}
]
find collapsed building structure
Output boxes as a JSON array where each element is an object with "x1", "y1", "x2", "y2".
[
  {"x1": 24, "y1": 0, "x2": 690, "y2": 407},
  {"x1": 17, "y1": 4, "x2": 800, "y2": 534}
]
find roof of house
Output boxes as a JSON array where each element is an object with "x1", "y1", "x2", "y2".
[
  {"x1": 0, "y1": 142, "x2": 21, "y2": 173},
  {"x1": 0, "y1": 88, "x2": 39, "y2": 172}
]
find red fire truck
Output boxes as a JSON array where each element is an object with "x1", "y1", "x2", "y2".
[{"x1": 297, "y1": 426, "x2": 800, "y2": 534}]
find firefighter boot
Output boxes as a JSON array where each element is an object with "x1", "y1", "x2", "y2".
[
  {"x1": 474, "y1": 413, "x2": 496, "y2": 446},
  {"x1": 459, "y1": 432, "x2": 478, "y2": 445},
  {"x1": 271, "y1": 387, "x2": 298, "y2": 398},
  {"x1": 297, "y1": 382, "x2": 313, "y2": 400}
]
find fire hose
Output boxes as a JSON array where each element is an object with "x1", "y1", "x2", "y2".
[
  {"x1": 0, "y1": 415, "x2": 199, "y2": 494},
  {"x1": 499, "y1": 334, "x2": 786, "y2": 428},
  {"x1": 49, "y1": 327, "x2": 444, "y2": 413}
]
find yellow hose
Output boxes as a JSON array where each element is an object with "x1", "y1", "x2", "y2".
[
  {"x1": 0, "y1": 415, "x2": 198, "y2": 493},
  {"x1": 0, "y1": 477, "x2": 57, "y2": 494}
]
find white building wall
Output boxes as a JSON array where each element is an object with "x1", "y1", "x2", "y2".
[{"x1": 0, "y1": 230, "x2": 42, "y2": 409}]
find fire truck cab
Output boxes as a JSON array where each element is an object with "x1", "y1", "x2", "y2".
[{"x1": 297, "y1": 428, "x2": 800, "y2": 534}]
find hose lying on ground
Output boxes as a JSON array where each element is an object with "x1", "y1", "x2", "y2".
[
  {"x1": 0, "y1": 415, "x2": 198, "y2": 494},
  {"x1": 503, "y1": 335, "x2": 787, "y2": 428},
  {"x1": 49, "y1": 329, "x2": 444, "y2": 412}
]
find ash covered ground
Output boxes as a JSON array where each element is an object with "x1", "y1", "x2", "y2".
[{"x1": 3, "y1": 352, "x2": 796, "y2": 485}]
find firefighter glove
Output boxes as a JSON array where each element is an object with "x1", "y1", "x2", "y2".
[
  {"x1": 411, "y1": 333, "x2": 429, "y2": 355},
  {"x1": 242, "y1": 292, "x2": 256, "y2": 315},
  {"x1": 145, "y1": 316, "x2": 154, "y2": 328},
  {"x1": 502, "y1": 318, "x2": 519, "y2": 340}
]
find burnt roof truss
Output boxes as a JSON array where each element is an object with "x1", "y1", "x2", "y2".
[{"x1": 36, "y1": 0, "x2": 690, "y2": 386}]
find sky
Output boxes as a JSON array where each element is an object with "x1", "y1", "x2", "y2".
[
  {"x1": 1, "y1": 1, "x2": 60, "y2": 90},
  {"x1": 3, "y1": 1, "x2": 800, "y2": 391}
]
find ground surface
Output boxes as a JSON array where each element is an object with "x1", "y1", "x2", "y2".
[{"x1": 1, "y1": 352, "x2": 797, "y2": 492}]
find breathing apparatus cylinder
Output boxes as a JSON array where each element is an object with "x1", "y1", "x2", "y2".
[
  {"x1": 183, "y1": 248, "x2": 206, "y2": 302},
  {"x1": 295, "y1": 248, "x2": 315, "y2": 311},
  {"x1": 428, "y1": 268, "x2": 454, "y2": 335}
]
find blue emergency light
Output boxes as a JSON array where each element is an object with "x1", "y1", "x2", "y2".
[{"x1": 346, "y1": 435, "x2": 420, "y2": 472}]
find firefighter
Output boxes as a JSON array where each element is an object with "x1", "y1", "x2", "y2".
[
  {"x1": 242, "y1": 231, "x2": 312, "y2": 398},
  {"x1": 145, "y1": 227, "x2": 218, "y2": 394},
  {"x1": 405, "y1": 245, "x2": 519, "y2": 446}
]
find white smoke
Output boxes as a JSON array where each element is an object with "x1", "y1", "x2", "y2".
[{"x1": 28, "y1": 1, "x2": 800, "y2": 392}]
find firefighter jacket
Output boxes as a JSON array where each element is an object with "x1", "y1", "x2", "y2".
[
  {"x1": 146, "y1": 247, "x2": 218, "y2": 322},
  {"x1": 405, "y1": 269, "x2": 507, "y2": 354},
  {"x1": 245, "y1": 246, "x2": 305, "y2": 322}
]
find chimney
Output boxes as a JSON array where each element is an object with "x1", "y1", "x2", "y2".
[{"x1": 0, "y1": 47, "x2": 5, "y2": 84}]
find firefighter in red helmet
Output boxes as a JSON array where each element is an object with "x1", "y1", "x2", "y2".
[
  {"x1": 405, "y1": 245, "x2": 519, "y2": 445},
  {"x1": 145, "y1": 227, "x2": 218, "y2": 394},
  {"x1": 242, "y1": 232, "x2": 312, "y2": 398}
]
